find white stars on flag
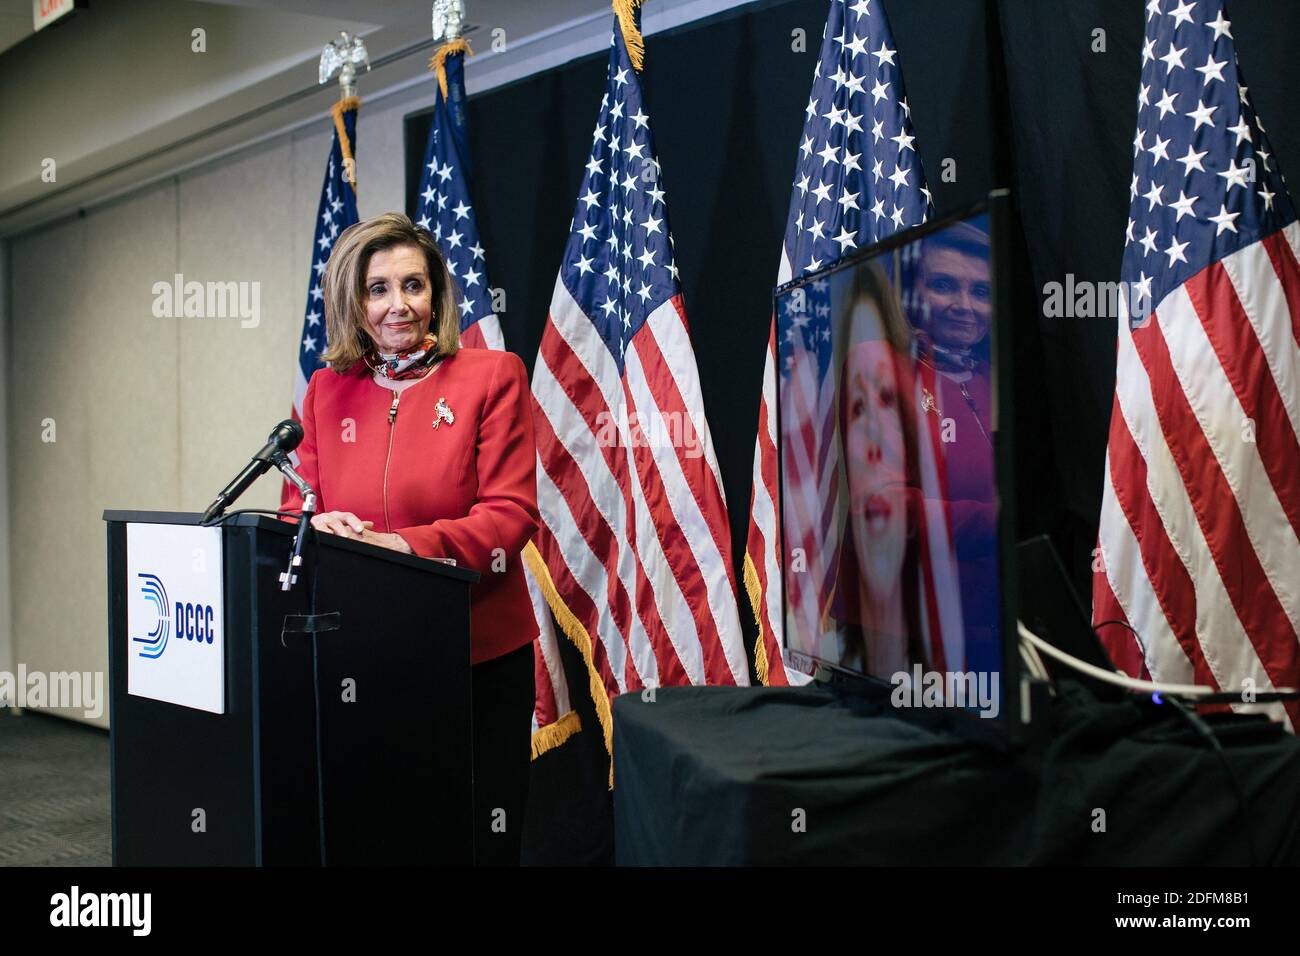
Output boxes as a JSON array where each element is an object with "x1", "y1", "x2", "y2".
[{"x1": 782, "y1": 0, "x2": 931, "y2": 278}]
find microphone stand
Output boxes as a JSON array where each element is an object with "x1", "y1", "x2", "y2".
[{"x1": 273, "y1": 452, "x2": 317, "y2": 592}]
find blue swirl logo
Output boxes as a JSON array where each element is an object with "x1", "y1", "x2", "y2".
[
  {"x1": 133, "y1": 573, "x2": 170, "y2": 660},
  {"x1": 133, "y1": 572, "x2": 217, "y2": 660}
]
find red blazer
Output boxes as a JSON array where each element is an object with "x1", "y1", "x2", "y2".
[{"x1": 284, "y1": 348, "x2": 541, "y2": 664}]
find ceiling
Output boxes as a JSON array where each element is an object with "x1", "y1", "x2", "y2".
[
  {"x1": 0, "y1": 0, "x2": 35, "y2": 56},
  {"x1": 0, "y1": 0, "x2": 652, "y2": 236}
]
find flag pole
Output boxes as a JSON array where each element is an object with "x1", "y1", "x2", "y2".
[
  {"x1": 428, "y1": 0, "x2": 472, "y2": 101},
  {"x1": 418, "y1": 0, "x2": 585, "y2": 759},
  {"x1": 319, "y1": 31, "x2": 369, "y2": 192},
  {"x1": 283, "y1": 34, "x2": 367, "y2": 507}
]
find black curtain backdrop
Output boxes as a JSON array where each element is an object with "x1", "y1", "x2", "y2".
[{"x1": 402, "y1": 0, "x2": 1300, "y2": 863}]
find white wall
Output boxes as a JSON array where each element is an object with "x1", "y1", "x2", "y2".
[
  {"x1": 5, "y1": 95, "x2": 411, "y2": 727},
  {"x1": 0, "y1": 237, "x2": 12, "y2": 706}
]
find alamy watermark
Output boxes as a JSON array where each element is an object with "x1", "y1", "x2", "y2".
[
  {"x1": 1041, "y1": 274, "x2": 1151, "y2": 319},
  {"x1": 890, "y1": 665, "x2": 1000, "y2": 719},
  {"x1": 50, "y1": 886, "x2": 150, "y2": 936},
  {"x1": 152, "y1": 273, "x2": 261, "y2": 328},
  {"x1": 0, "y1": 665, "x2": 104, "y2": 720},
  {"x1": 593, "y1": 407, "x2": 702, "y2": 459}
]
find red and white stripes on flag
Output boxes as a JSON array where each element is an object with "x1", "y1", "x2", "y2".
[
  {"x1": 526, "y1": 558, "x2": 578, "y2": 754},
  {"x1": 744, "y1": 321, "x2": 791, "y2": 684},
  {"x1": 766, "y1": 255, "x2": 836, "y2": 681},
  {"x1": 529, "y1": 7, "x2": 749, "y2": 766},
  {"x1": 1095, "y1": 225, "x2": 1300, "y2": 729},
  {"x1": 530, "y1": 285, "x2": 751, "y2": 753},
  {"x1": 1093, "y1": 0, "x2": 1299, "y2": 728}
]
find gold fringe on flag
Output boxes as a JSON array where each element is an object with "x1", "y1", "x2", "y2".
[
  {"x1": 523, "y1": 541, "x2": 616, "y2": 788},
  {"x1": 530, "y1": 709, "x2": 582, "y2": 760},
  {"x1": 428, "y1": 37, "x2": 474, "y2": 102},
  {"x1": 330, "y1": 95, "x2": 360, "y2": 192},
  {"x1": 743, "y1": 552, "x2": 772, "y2": 685},
  {"x1": 612, "y1": 0, "x2": 646, "y2": 73}
]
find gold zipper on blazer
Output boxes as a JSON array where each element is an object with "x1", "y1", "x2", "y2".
[{"x1": 383, "y1": 390, "x2": 400, "y2": 533}]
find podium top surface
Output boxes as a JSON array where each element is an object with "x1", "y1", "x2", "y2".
[{"x1": 103, "y1": 509, "x2": 480, "y2": 583}]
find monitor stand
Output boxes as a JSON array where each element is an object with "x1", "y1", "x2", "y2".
[{"x1": 806, "y1": 658, "x2": 1028, "y2": 752}]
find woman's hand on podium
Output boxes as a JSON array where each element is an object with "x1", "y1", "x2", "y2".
[
  {"x1": 362, "y1": 529, "x2": 414, "y2": 554},
  {"x1": 310, "y1": 511, "x2": 369, "y2": 538},
  {"x1": 310, "y1": 511, "x2": 413, "y2": 555}
]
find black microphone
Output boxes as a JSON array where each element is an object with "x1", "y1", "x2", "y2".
[{"x1": 201, "y1": 420, "x2": 304, "y2": 524}]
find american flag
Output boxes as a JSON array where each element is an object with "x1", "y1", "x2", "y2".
[
  {"x1": 416, "y1": 41, "x2": 579, "y2": 755},
  {"x1": 746, "y1": 0, "x2": 934, "y2": 683},
  {"x1": 291, "y1": 98, "x2": 360, "y2": 432},
  {"x1": 529, "y1": 8, "x2": 749, "y2": 762},
  {"x1": 776, "y1": 277, "x2": 839, "y2": 669},
  {"x1": 1093, "y1": 0, "x2": 1300, "y2": 728},
  {"x1": 416, "y1": 43, "x2": 503, "y2": 352}
]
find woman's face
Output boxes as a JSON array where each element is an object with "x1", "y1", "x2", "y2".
[
  {"x1": 919, "y1": 246, "x2": 991, "y2": 350},
  {"x1": 362, "y1": 244, "x2": 434, "y2": 354},
  {"x1": 843, "y1": 307, "x2": 909, "y2": 604}
]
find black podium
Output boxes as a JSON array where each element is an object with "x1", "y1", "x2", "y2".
[{"x1": 103, "y1": 510, "x2": 479, "y2": 866}]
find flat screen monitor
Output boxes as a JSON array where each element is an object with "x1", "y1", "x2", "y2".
[{"x1": 775, "y1": 196, "x2": 1018, "y2": 731}]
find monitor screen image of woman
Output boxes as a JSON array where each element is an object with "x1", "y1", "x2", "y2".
[{"x1": 830, "y1": 261, "x2": 933, "y2": 679}]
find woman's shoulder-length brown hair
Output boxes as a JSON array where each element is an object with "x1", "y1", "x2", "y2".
[{"x1": 320, "y1": 212, "x2": 460, "y2": 373}]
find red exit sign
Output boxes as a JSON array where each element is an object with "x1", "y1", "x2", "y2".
[{"x1": 33, "y1": 0, "x2": 79, "y2": 32}]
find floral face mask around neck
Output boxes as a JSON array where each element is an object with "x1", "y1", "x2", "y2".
[{"x1": 366, "y1": 332, "x2": 440, "y2": 380}]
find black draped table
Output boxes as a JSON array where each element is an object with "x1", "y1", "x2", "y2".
[{"x1": 612, "y1": 684, "x2": 1300, "y2": 865}]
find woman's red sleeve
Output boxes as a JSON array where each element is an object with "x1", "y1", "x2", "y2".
[
  {"x1": 395, "y1": 352, "x2": 540, "y2": 569},
  {"x1": 280, "y1": 373, "x2": 320, "y2": 518}
]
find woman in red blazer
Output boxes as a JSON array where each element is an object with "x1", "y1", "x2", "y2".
[{"x1": 283, "y1": 212, "x2": 539, "y2": 866}]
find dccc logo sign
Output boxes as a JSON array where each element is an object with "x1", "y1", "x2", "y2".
[{"x1": 135, "y1": 572, "x2": 215, "y2": 659}]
